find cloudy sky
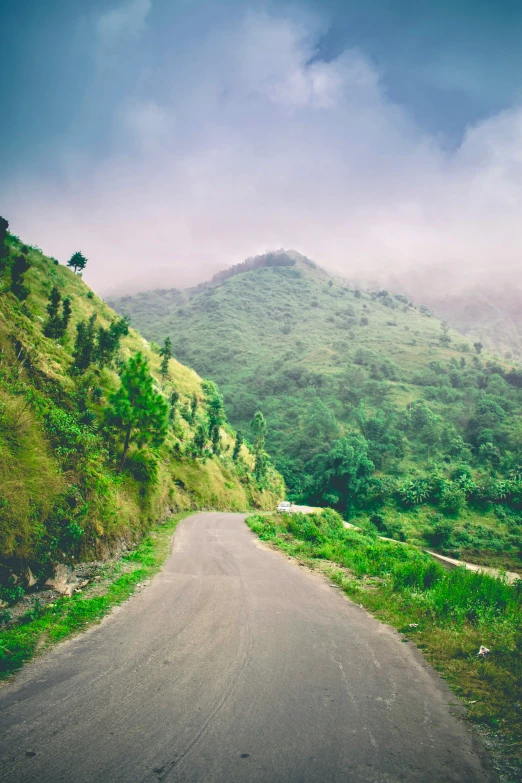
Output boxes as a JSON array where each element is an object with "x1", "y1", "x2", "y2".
[{"x1": 1, "y1": 0, "x2": 522, "y2": 294}]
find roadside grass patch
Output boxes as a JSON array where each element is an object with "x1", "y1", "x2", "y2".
[
  {"x1": 0, "y1": 512, "x2": 189, "y2": 681},
  {"x1": 248, "y1": 510, "x2": 522, "y2": 771}
]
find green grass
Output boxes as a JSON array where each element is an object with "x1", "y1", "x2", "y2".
[
  {"x1": 0, "y1": 511, "x2": 190, "y2": 680},
  {"x1": 247, "y1": 510, "x2": 522, "y2": 771}
]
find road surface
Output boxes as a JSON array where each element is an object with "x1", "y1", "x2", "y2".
[{"x1": 0, "y1": 512, "x2": 496, "y2": 783}]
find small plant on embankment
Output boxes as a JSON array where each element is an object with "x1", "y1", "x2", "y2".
[{"x1": 247, "y1": 509, "x2": 522, "y2": 770}]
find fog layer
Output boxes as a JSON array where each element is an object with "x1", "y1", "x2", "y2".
[{"x1": 3, "y1": 4, "x2": 522, "y2": 294}]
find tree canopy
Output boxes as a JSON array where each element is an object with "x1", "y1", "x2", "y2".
[
  {"x1": 67, "y1": 252, "x2": 88, "y2": 274},
  {"x1": 104, "y1": 353, "x2": 168, "y2": 468}
]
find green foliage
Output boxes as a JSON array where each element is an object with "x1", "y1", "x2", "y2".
[
  {"x1": 192, "y1": 422, "x2": 207, "y2": 455},
  {"x1": 307, "y1": 434, "x2": 374, "y2": 513},
  {"x1": 104, "y1": 353, "x2": 168, "y2": 468},
  {"x1": 0, "y1": 228, "x2": 282, "y2": 616},
  {"x1": 400, "y1": 479, "x2": 430, "y2": 507},
  {"x1": 109, "y1": 251, "x2": 522, "y2": 562},
  {"x1": 71, "y1": 314, "x2": 97, "y2": 374},
  {"x1": 10, "y1": 254, "x2": 31, "y2": 300},
  {"x1": 251, "y1": 410, "x2": 267, "y2": 451},
  {"x1": 159, "y1": 336, "x2": 172, "y2": 380},
  {"x1": 43, "y1": 287, "x2": 72, "y2": 339},
  {"x1": 67, "y1": 251, "x2": 87, "y2": 274},
  {"x1": 232, "y1": 431, "x2": 243, "y2": 461},
  {"x1": 0, "y1": 216, "x2": 9, "y2": 272},
  {"x1": 96, "y1": 316, "x2": 129, "y2": 367}
]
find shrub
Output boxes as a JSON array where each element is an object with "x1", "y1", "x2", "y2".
[
  {"x1": 425, "y1": 518, "x2": 453, "y2": 548},
  {"x1": 125, "y1": 450, "x2": 159, "y2": 484},
  {"x1": 439, "y1": 484, "x2": 466, "y2": 514},
  {"x1": 392, "y1": 558, "x2": 442, "y2": 591}
]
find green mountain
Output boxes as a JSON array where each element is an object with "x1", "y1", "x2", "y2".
[
  {"x1": 380, "y1": 267, "x2": 522, "y2": 360},
  {"x1": 0, "y1": 222, "x2": 282, "y2": 599},
  {"x1": 110, "y1": 251, "x2": 522, "y2": 569}
]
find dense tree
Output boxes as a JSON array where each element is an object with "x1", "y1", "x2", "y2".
[
  {"x1": 232, "y1": 431, "x2": 243, "y2": 461},
  {"x1": 10, "y1": 255, "x2": 31, "y2": 300},
  {"x1": 0, "y1": 216, "x2": 8, "y2": 272},
  {"x1": 43, "y1": 287, "x2": 72, "y2": 339},
  {"x1": 307, "y1": 434, "x2": 374, "y2": 513},
  {"x1": 71, "y1": 314, "x2": 97, "y2": 374},
  {"x1": 159, "y1": 337, "x2": 173, "y2": 381},
  {"x1": 474, "y1": 341, "x2": 483, "y2": 355},
  {"x1": 61, "y1": 297, "x2": 72, "y2": 331},
  {"x1": 251, "y1": 411, "x2": 269, "y2": 483},
  {"x1": 96, "y1": 316, "x2": 129, "y2": 367},
  {"x1": 203, "y1": 380, "x2": 226, "y2": 455},
  {"x1": 251, "y1": 411, "x2": 267, "y2": 453},
  {"x1": 47, "y1": 286, "x2": 61, "y2": 319},
  {"x1": 104, "y1": 353, "x2": 168, "y2": 469},
  {"x1": 67, "y1": 251, "x2": 87, "y2": 274},
  {"x1": 254, "y1": 448, "x2": 269, "y2": 483},
  {"x1": 192, "y1": 422, "x2": 207, "y2": 455},
  {"x1": 169, "y1": 389, "x2": 180, "y2": 422},
  {"x1": 211, "y1": 424, "x2": 221, "y2": 455},
  {"x1": 189, "y1": 392, "x2": 198, "y2": 424}
]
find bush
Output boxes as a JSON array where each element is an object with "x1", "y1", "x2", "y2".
[
  {"x1": 439, "y1": 484, "x2": 466, "y2": 514},
  {"x1": 425, "y1": 518, "x2": 453, "y2": 548},
  {"x1": 392, "y1": 558, "x2": 442, "y2": 591},
  {"x1": 125, "y1": 451, "x2": 159, "y2": 484}
]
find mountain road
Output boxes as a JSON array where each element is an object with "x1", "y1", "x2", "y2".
[{"x1": 0, "y1": 512, "x2": 496, "y2": 783}]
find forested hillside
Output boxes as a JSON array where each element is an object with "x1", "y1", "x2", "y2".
[
  {"x1": 0, "y1": 220, "x2": 282, "y2": 605},
  {"x1": 111, "y1": 251, "x2": 522, "y2": 569}
]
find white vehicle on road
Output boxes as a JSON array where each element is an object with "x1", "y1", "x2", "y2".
[{"x1": 277, "y1": 501, "x2": 292, "y2": 513}]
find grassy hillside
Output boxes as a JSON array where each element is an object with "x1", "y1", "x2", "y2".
[
  {"x1": 378, "y1": 267, "x2": 522, "y2": 360},
  {"x1": 110, "y1": 251, "x2": 522, "y2": 569},
  {"x1": 0, "y1": 226, "x2": 283, "y2": 607}
]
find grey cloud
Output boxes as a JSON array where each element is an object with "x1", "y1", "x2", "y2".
[{"x1": 4, "y1": 8, "x2": 522, "y2": 295}]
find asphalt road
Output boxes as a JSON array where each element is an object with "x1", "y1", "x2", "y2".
[{"x1": 0, "y1": 512, "x2": 496, "y2": 783}]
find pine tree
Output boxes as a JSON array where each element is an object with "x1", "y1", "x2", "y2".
[
  {"x1": 10, "y1": 255, "x2": 31, "y2": 300},
  {"x1": 232, "y1": 431, "x2": 243, "y2": 461},
  {"x1": 254, "y1": 449, "x2": 269, "y2": 483},
  {"x1": 211, "y1": 424, "x2": 221, "y2": 455},
  {"x1": 251, "y1": 411, "x2": 267, "y2": 453},
  {"x1": 43, "y1": 287, "x2": 63, "y2": 338},
  {"x1": 61, "y1": 296, "x2": 72, "y2": 333},
  {"x1": 159, "y1": 336, "x2": 173, "y2": 381},
  {"x1": 0, "y1": 216, "x2": 8, "y2": 273},
  {"x1": 104, "y1": 353, "x2": 168, "y2": 469},
  {"x1": 67, "y1": 251, "x2": 87, "y2": 274},
  {"x1": 190, "y1": 392, "x2": 198, "y2": 423},
  {"x1": 44, "y1": 289, "x2": 73, "y2": 339},
  {"x1": 251, "y1": 411, "x2": 268, "y2": 484},
  {"x1": 193, "y1": 423, "x2": 207, "y2": 455},
  {"x1": 169, "y1": 389, "x2": 180, "y2": 423},
  {"x1": 47, "y1": 286, "x2": 61, "y2": 318},
  {"x1": 96, "y1": 317, "x2": 129, "y2": 367},
  {"x1": 71, "y1": 314, "x2": 97, "y2": 373}
]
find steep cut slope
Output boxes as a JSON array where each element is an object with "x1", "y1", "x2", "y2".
[
  {"x1": 110, "y1": 251, "x2": 522, "y2": 569},
  {"x1": 0, "y1": 223, "x2": 282, "y2": 601}
]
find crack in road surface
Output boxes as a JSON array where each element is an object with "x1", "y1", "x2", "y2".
[{"x1": 0, "y1": 513, "x2": 497, "y2": 782}]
